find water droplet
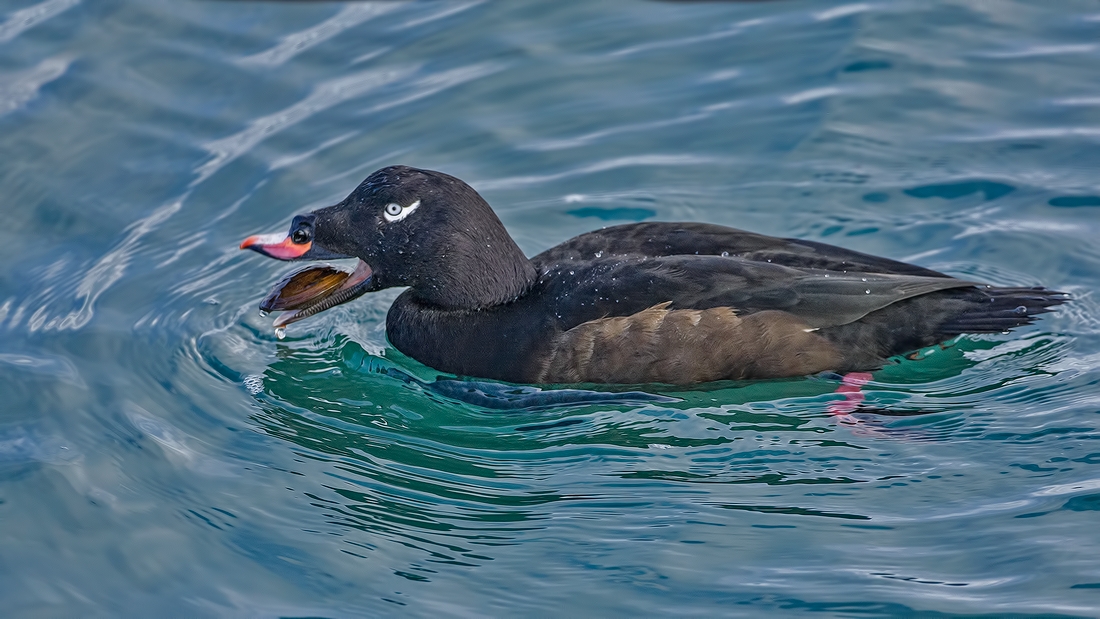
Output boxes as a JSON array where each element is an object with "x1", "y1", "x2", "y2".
[
  {"x1": 1014, "y1": 305, "x2": 1028, "y2": 315},
  {"x1": 569, "y1": 270, "x2": 575, "y2": 275},
  {"x1": 865, "y1": 289, "x2": 871, "y2": 294},
  {"x1": 595, "y1": 251, "x2": 603, "y2": 258},
  {"x1": 259, "y1": 310, "x2": 269, "y2": 317},
  {"x1": 721, "y1": 251, "x2": 729, "y2": 257},
  {"x1": 861, "y1": 278, "x2": 867, "y2": 282},
  {"x1": 274, "y1": 326, "x2": 286, "y2": 340}
]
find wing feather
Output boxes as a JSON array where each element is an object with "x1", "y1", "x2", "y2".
[{"x1": 534, "y1": 253, "x2": 976, "y2": 332}]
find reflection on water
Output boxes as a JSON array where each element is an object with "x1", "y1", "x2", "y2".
[
  {"x1": 193, "y1": 329, "x2": 1077, "y2": 576},
  {"x1": 3, "y1": 0, "x2": 1100, "y2": 615}
]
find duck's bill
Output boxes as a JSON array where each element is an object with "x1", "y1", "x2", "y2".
[
  {"x1": 261, "y1": 260, "x2": 374, "y2": 329},
  {"x1": 240, "y1": 232, "x2": 349, "y2": 261}
]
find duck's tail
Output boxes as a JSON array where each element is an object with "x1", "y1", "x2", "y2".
[
  {"x1": 823, "y1": 285, "x2": 1069, "y2": 371},
  {"x1": 936, "y1": 286, "x2": 1070, "y2": 335}
]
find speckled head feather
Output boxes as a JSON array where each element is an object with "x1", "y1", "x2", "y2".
[{"x1": 309, "y1": 166, "x2": 538, "y2": 309}]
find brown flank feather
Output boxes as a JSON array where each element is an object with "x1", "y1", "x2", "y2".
[{"x1": 537, "y1": 303, "x2": 843, "y2": 385}]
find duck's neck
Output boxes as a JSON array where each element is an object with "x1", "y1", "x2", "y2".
[{"x1": 411, "y1": 224, "x2": 538, "y2": 310}]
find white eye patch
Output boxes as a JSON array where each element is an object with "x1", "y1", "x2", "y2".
[{"x1": 383, "y1": 199, "x2": 420, "y2": 223}]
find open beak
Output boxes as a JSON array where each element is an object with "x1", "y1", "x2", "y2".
[{"x1": 241, "y1": 228, "x2": 371, "y2": 333}]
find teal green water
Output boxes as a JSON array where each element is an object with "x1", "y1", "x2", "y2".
[{"x1": 2, "y1": 0, "x2": 1100, "y2": 615}]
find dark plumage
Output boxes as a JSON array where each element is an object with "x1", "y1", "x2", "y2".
[{"x1": 241, "y1": 165, "x2": 1069, "y2": 385}]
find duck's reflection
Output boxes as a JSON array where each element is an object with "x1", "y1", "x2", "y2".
[{"x1": 242, "y1": 333, "x2": 1042, "y2": 568}]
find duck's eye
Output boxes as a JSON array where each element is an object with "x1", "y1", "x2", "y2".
[
  {"x1": 291, "y1": 227, "x2": 311, "y2": 244},
  {"x1": 383, "y1": 199, "x2": 420, "y2": 223}
]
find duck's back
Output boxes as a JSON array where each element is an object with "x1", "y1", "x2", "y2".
[{"x1": 533, "y1": 222, "x2": 949, "y2": 277}]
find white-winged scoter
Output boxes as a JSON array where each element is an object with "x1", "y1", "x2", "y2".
[{"x1": 241, "y1": 165, "x2": 1068, "y2": 385}]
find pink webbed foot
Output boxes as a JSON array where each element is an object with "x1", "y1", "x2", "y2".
[{"x1": 827, "y1": 372, "x2": 874, "y2": 417}]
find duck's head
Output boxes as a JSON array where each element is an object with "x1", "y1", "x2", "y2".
[{"x1": 241, "y1": 166, "x2": 536, "y2": 328}]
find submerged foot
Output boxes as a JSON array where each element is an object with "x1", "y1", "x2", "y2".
[{"x1": 828, "y1": 372, "x2": 874, "y2": 416}]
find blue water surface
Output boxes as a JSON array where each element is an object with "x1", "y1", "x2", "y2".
[{"x1": 2, "y1": 0, "x2": 1100, "y2": 616}]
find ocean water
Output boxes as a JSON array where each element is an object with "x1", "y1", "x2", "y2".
[{"x1": 2, "y1": 0, "x2": 1100, "y2": 616}]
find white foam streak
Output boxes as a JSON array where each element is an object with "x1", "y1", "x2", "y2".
[
  {"x1": 126, "y1": 404, "x2": 235, "y2": 477},
  {"x1": 0, "y1": 0, "x2": 79, "y2": 43},
  {"x1": 814, "y1": 3, "x2": 870, "y2": 21},
  {"x1": 17, "y1": 54, "x2": 542, "y2": 332},
  {"x1": 522, "y1": 113, "x2": 709, "y2": 152},
  {"x1": 981, "y1": 44, "x2": 1096, "y2": 59},
  {"x1": 239, "y1": 4, "x2": 400, "y2": 67},
  {"x1": 269, "y1": 130, "x2": 359, "y2": 171},
  {"x1": 900, "y1": 248, "x2": 946, "y2": 263},
  {"x1": 1032, "y1": 478, "x2": 1100, "y2": 497},
  {"x1": 612, "y1": 20, "x2": 757, "y2": 57},
  {"x1": 952, "y1": 218, "x2": 1079, "y2": 240},
  {"x1": 782, "y1": 86, "x2": 843, "y2": 105},
  {"x1": 394, "y1": 1, "x2": 483, "y2": 30},
  {"x1": 0, "y1": 55, "x2": 70, "y2": 115},
  {"x1": 203, "y1": 62, "x2": 500, "y2": 183},
  {"x1": 963, "y1": 338, "x2": 1045, "y2": 363},
  {"x1": 195, "y1": 66, "x2": 416, "y2": 185},
  {"x1": 873, "y1": 499, "x2": 1033, "y2": 523},
  {"x1": 947, "y1": 127, "x2": 1100, "y2": 142},
  {"x1": 473, "y1": 154, "x2": 722, "y2": 191},
  {"x1": 359, "y1": 62, "x2": 503, "y2": 116},
  {"x1": 1052, "y1": 96, "x2": 1100, "y2": 106},
  {"x1": 54, "y1": 196, "x2": 186, "y2": 331}
]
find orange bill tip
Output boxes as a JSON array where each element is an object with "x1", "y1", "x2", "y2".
[{"x1": 239, "y1": 233, "x2": 312, "y2": 260}]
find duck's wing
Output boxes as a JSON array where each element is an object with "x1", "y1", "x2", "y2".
[
  {"x1": 535, "y1": 222, "x2": 949, "y2": 278},
  {"x1": 536, "y1": 254, "x2": 976, "y2": 331}
]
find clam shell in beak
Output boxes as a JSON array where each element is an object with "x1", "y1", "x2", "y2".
[{"x1": 260, "y1": 260, "x2": 373, "y2": 330}]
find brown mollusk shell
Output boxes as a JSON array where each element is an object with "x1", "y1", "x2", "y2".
[{"x1": 260, "y1": 265, "x2": 351, "y2": 313}]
